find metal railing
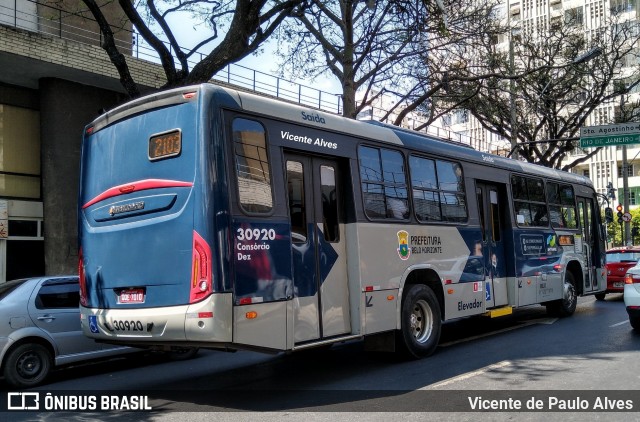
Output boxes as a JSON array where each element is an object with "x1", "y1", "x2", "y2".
[{"x1": 0, "y1": 0, "x2": 344, "y2": 113}]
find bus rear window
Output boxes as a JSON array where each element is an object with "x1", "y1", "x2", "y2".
[{"x1": 233, "y1": 118, "x2": 273, "y2": 214}]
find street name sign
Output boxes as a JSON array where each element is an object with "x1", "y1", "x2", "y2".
[{"x1": 580, "y1": 123, "x2": 640, "y2": 148}]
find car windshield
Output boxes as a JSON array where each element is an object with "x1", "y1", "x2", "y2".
[
  {"x1": 606, "y1": 252, "x2": 640, "y2": 263},
  {"x1": 0, "y1": 278, "x2": 29, "y2": 301}
]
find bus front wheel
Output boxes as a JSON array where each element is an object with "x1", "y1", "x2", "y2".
[
  {"x1": 396, "y1": 284, "x2": 441, "y2": 359},
  {"x1": 546, "y1": 272, "x2": 577, "y2": 317}
]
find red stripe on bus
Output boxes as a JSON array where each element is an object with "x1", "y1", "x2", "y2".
[{"x1": 82, "y1": 179, "x2": 193, "y2": 208}]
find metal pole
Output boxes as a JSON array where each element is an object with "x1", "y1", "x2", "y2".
[
  {"x1": 624, "y1": 146, "x2": 631, "y2": 244},
  {"x1": 508, "y1": 10, "x2": 518, "y2": 160}
]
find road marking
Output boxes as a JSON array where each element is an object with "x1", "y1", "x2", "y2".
[
  {"x1": 610, "y1": 320, "x2": 629, "y2": 327},
  {"x1": 422, "y1": 361, "x2": 512, "y2": 389},
  {"x1": 439, "y1": 317, "x2": 558, "y2": 348}
]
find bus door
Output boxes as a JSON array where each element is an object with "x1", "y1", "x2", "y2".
[
  {"x1": 284, "y1": 152, "x2": 351, "y2": 343},
  {"x1": 476, "y1": 183, "x2": 508, "y2": 307},
  {"x1": 577, "y1": 197, "x2": 598, "y2": 292}
]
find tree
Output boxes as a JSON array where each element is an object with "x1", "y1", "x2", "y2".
[
  {"x1": 276, "y1": 0, "x2": 427, "y2": 118},
  {"x1": 458, "y1": 13, "x2": 640, "y2": 170},
  {"x1": 382, "y1": 0, "x2": 507, "y2": 131},
  {"x1": 276, "y1": 0, "x2": 507, "y2": 129},
  {"x1": 81, "y1": 0, "x2": 303, "y2": 98}
]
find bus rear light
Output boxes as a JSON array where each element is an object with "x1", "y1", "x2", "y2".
[
  {"x1": 198, "y1": 312, "x2": 213, "y2": 318},
  {"x1": 85, "y1": 126, "x2": 94, "y2": 135},
  {"x1": 238, "y1": 297, "x2": 252, "y2": 305},
  {"x1": 553, "y1": 264, "x2": 563, "y2": 272},
  {"x1": 119, "y1": 185, "x2": 136, "y2": 193},
  {"x1": 190, "y1": 231, "x2": 212, "y2": 304},
  {"x1": 183, "y1": 92, "x2": 197, "y2": 99},
  {"x1": 78, "y1": 247, "x2": 88, "y2": 307},
  {"x1": 246, "y1": 311, "x2": 258, "y2": 319}
]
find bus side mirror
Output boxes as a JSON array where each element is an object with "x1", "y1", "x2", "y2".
[{"x1": 605, "y1": 207, "x2": 613, "y2": 224}]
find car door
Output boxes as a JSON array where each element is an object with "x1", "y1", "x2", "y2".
[{"x1": 28, "y1": 278, "x2": 100, "y2": 358}]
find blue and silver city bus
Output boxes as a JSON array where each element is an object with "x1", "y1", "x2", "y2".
[{"x1": 79, "y1": 84, "x2": 606, "y2": 358}]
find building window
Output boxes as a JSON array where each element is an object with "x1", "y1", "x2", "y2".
[
  {"x1": 618, "y1": 164, "x2": 635, "y2": 177},
  {"x1": 610, "y1": 0, "x2": 636, "y2": 15},
  {"x1": 583, "y1": 169, "x2": 590, "y2": 178},
  {"x1": 564, "y1": 6, "x2": 584, "y2": 26},
  {"x1": 0, "y1": 105, "x2": 41, "y2": 199}
]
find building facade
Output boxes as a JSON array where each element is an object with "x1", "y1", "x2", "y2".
[
  {"x1": 0, "y1": 0, "x2": 165, "y2": 282},
  {"x1": 442, "y1": 0, "x2": 640, "y2": 209}
]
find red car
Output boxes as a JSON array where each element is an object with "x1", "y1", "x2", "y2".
[{"x1": 601, "y1": 246, "x2": 640, "y2": 300}]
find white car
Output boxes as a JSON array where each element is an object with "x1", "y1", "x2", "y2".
[{"x1": 623, "y1": 265, "x2": 640, "y2": 330}]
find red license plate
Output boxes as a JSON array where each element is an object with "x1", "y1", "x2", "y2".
[{"x1": 118, "y1": 289, "x2": 145, "y2": 304}]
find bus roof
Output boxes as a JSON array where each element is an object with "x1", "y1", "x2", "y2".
[{"x1": 88, "y1": 83, "x2": 593, "y2": 188}]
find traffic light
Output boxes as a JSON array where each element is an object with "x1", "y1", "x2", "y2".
[
  {"x1": 617, "y1": 204, "x2": 624, "y2": 223},
  {"x1": 608, "y1": 182, "x2": 616, "y2": 200},
  {"x1": 605, "y1": 207, "x2": 614, "y2": 223}
]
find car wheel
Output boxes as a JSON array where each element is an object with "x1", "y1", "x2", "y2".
[
  {"x1": 3, "y1": 343, "x2": 53, "y2": 388},
  {"x1": 630, "y1": 317, "x2": 640, "y2": 331},
  {"x1": 396, "y1": 284, "x2": 441, "y2": 359},
  {"x1": 594, "y1": 293, "x2": 606, "y2": 301},
  {"x1": 546, "y1": 272, "x2": 577, "y2": 317}
]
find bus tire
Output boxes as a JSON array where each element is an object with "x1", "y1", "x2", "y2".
[
  {"x1": 630, "y1": 316, "x2": 640, "y2": 331},
  {"x1": 396, "y1": 284, "x2": 441, "y2": 359},
  {"x1": 594, "y1": 293, "x2": 606, "y2": 301},
  {"x1": 546, "y1": 272, "x2": 577, "y2": 317}
]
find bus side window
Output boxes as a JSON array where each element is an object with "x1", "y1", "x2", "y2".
[
  {"x1": 286, "y1": 160, "x2": 307, "y2": 243},
  {"x1": 358, "y1": 146, "x2": 409, "y2": 220},
  {"x1": 547, "y1": 183, "x2": 578, "y2": 229},
  {"x1": 511, "y1": 175, "x2": 548, "y2": 227},
  {"x1": 321, "y1": 165, "x2": 339, "y2": 242},
  {"x1": 409, "y1": 156, "x2": 467, "y2": 223},
  {"x1": 232, "y1": 118, "x2": 273, "y2": 214}
]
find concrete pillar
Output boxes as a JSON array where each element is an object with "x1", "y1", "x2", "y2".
[{"x1": 39, "y1": 78, "x2": 125, "y2": 274}]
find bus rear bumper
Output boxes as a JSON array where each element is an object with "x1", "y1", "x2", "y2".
[{"x1": 80, "y1": 293, "x2": 233, "y2": 344}]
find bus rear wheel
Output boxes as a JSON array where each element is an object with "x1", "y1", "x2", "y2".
[
  {"x1": 396, "y1": 284, "x2": 441, "y2": 359},
  {"x1": 546, "y1": 272, "x2": 577, "y2": 317}
]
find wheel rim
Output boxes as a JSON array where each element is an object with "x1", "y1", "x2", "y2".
[
  {"x1": 563, "y1": 280, "x2": 576, "y2": 309},
  {"x1": 410, "y1": 299, "x2": 433, "y2": 344},
  {"x1": 16, "y1": 350, "x2": 44, "y2": 380}
]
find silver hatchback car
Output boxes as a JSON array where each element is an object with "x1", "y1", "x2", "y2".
[{"x1": 0, "y1": 276, "x2": 134, "y2": 388}]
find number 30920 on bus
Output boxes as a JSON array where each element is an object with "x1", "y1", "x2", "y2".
[{"x1": 78, "y1": 84, "x2": 606, "y2": 358}]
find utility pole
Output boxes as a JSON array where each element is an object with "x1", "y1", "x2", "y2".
[
  {"x1": 623, "y1": 145, "x2": 631, "y2": 244},
  {"x1": 620, "y1": 95, "x2": 632, "y2": 245}
]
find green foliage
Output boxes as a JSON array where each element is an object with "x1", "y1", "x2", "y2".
[{"x1": 606, "y1": 207, "x2": 640, "y2": 246}]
